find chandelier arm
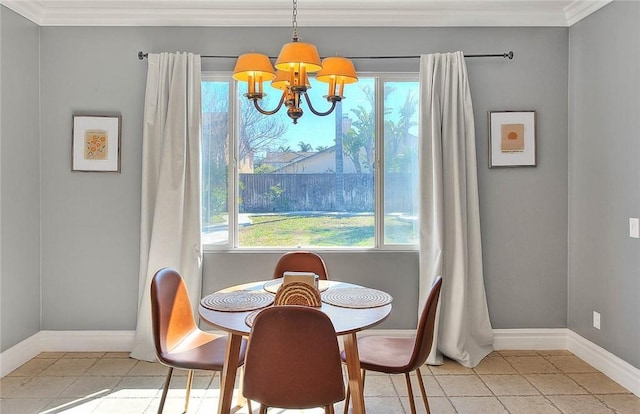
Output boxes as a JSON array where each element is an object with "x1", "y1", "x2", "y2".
[
  {"x1": 251, "y1": 93, "x2": 286, "y2": 116},
  {"x1": 303, "y1": 93, "x2": 337, "y2": 117}
]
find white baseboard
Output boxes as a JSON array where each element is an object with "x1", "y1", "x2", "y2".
[
  {"x1": 492, "y1": 328, "x2": 570, "y2": 350},
  {"x1": 39, "y1": 330, "x2": 135, "y2": 353},
  {"x1": 1, "y1": 328, "x2": 638, "y2": 398},
  {"x1": 0, "y1": 331, "x2": 135, "y2": 377},
  {"x1": 0, "y1": 331, "x2": 44, "y2": 378},
  {"x1": 567, "y1": 330, "x2": 640, "y2": 397}
]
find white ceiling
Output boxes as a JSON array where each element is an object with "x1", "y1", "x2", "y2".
[{"x1": 1, "y1": 0, "x2": 613, "y2": 27}]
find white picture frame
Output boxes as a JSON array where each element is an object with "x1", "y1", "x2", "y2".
[
  {"x1": 72, "y1": 114, "x2": 121, "y2": 172},
  {"x1": 488, "y1": 110, "x2": 536, "y2": 168}
]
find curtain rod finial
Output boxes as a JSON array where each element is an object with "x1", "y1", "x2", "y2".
[
  {"x1": 507, "y1": 51, "x2": 514, "y2": 59},
  {"x1": 138, "y1": 51, "x2": 147, "y2": 60}
]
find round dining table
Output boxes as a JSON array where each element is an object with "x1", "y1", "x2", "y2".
[{"x1": 199, "y1": 279, "x2": 392, "y2": 414}]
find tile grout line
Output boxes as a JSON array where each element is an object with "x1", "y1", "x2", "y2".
[
  {"x1": 2, "y1": 350, "x2": 638, "y2": 414},
  {"x1": 504, "y1": 350, "x2": 567, "y2": 413},
  {"x1": 472, "y1": 360, "x2": 513, "y2": 414}
]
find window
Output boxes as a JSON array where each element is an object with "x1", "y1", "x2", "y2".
[{"x1": 202, "y1": 74, "x2": 419, "y2": 249}]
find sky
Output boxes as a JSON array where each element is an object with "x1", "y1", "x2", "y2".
[
  {"x1": 267, "y1": 78, "x2": 420, "y2": 151},
  {"x1": 202, "y1": 77, "x2": 419, "y2": 152}
]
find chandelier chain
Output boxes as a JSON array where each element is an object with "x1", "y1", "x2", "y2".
[{"x1": 292, "y1": 0, "x2": 299, "y2": 40}]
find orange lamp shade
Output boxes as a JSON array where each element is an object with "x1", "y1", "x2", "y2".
[
  {"x1": 275, "y1": 41, "x2": 322, "y2": 72},
  {"x1": 271, "y1": 69, "x2": 311, "y2": 90},
  {"x1": 232, "y1": 53, "x2": 276, "y2": 82},
  {"x1": 270, "y1": 70, "x2": 291, "y2": 90},
  {"x1": 316, "y1": 56, "x2": 358, "y2": 97},
  {"x1": 316, "y1": 57, "x2": 358, "y2": 85}
]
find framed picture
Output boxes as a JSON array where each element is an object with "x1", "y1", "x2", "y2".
[
  {"x1": 72, "y1": 114, "x2": 121, "y2": 172},
  {"x1": 488, "y1": 110, "x2": 536, "y2": 168}
]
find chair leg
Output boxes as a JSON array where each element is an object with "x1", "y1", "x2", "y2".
[
  {"x1": 343, "y1": 381, "x2": 350, "y2": 414},
  {"x1": 259, "y1": 404, "x2": 268, "y2": 414},
  {"x1": 326, "y1": 404, "x2": 335, "y2": 414},
  {"x1": 404, "y1": 372, "x2": 417, "y2": 414},
  {"x1": 237, "y1": 365, "x2": 251, "y2": 411},
  {"x1": 415, "y1": 368, "x2": 430, "y2": 414},
  {"x1": 344, "y1": 369, "x2": 367, "y2": 414},
  {"x1": 158, "y1": 367, "x2": 174, "y2": 414},
  {"x1": 343, "y1": 368, "x2": 366, "y2": 414},
  {"x1": 184, "y1": 369, "x2": 194, "y2": 412}
]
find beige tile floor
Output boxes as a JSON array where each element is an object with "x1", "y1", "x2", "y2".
[{"x1": 1, "y1": 350, "x2": 638, "y2": 413}]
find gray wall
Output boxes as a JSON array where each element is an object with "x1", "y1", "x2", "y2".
[
  {"x1": 1, "y1": 10, "x2": 571, "y2": 352},
  {"x1": 39, "y1": 27, "x2": 144, "y2": 331},
  {"x1": 0, "y1": 7, "x2": 41, "y2": 351},
  {"x1": 37, "y1": 26, "x2": 569, "y2": 334},
  {"x1": 568, "y1": 1, "x2": 640, "y2": 368}
]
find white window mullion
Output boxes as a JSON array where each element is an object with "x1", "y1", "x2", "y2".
[
  {"x1": 229, "y1": 79, "x2": 239, "y2": 248},
  {"x1": 374, "y1": 76, "x2": 385, "y2": 248}
]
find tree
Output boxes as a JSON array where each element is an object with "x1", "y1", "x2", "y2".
[
  {"x1": 298, "y1": 141, "x2": 313, "y2": 152},
  {"x1": 384, "y1": 90, "x2": 418, "y2": 173},
  {"x1": 238, "y1": 98, "x2": 289, "y2": 162},
  {"x1": 201, "y1": 83, "x2": 231, "y2": 224},
  {"x1": 201, "y1": 82, "x2": 289, "y2": 221},
  {"x1": 202, "y1": 84, "x2": 289, "y2": 163},
  {"x1": 342, "y1": 127, "x2": 366, "y2": 173},
  {"x1": 253, "y1": 164, "x2": 277, "y2": 174},
  {"x1": 343, "y1": 84, "x2": 416, "y2": 175},
  {"x1": 343, "y1": 84, "x2": 388, "y2": 172}
]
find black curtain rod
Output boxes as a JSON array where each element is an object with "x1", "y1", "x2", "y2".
[{"x1": 137, "y1": 51, "x2": 514, "y2": 60}]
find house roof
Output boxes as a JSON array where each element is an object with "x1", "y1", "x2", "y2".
[
  {"x1": 1, "y1": 0, "x2": 612, "y2": 28},
  {"x1": 273, "y1": 147, "x2": 335, "y2": 173},
  {"x1": 263, "y1": 151, "x2": 315, "y2": 165}
]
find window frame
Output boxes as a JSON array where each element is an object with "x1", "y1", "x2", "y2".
[{"x1": 202, "y1": 71, "x2": 419, "y2": 252}]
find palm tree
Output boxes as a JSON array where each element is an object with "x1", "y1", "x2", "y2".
[
  {"x1": 298, "y1": 141, "x2": 313, "y2": 152},
  {"x1": 385, "y1": 90, "x2": 418, "y2": 173},
  {"x1": 334, "y1": 103, "x2": 345, "y2": 210}
]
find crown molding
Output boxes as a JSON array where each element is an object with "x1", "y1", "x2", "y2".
[
  {"x1": 0, "y1": 0, "x2": 612, "y2": 27},
  {"x1": 564, "y1": 0, "x2": 613, "y2": 26},
  {"x1": 1, "y1": 0, "x2": 44, "y2": 24}
]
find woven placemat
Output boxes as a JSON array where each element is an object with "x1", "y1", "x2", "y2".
[
  {"x1": 321, "y1": 287, "x2": 393, "y2": 309},
  {"x1": 244, "y1": 308, "x2": 267, "y2": 327},
  {"x1": 201, "y1": 290, "x2": 274, "y2": 312},
  {"x1": 263, "y1": 278, "x2": 330, "y2": 294}
]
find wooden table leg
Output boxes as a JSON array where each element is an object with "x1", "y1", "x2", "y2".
[
  {"x1": 343, "y1": 333, "x2": 366, "y2": 414},
  {"x1": 217, "y1": 333, "x2": 242, "y2": 414}
]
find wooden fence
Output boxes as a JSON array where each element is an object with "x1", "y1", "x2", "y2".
[{"x1": 239, "y1": 173, "x2": 416, "y2": 213}]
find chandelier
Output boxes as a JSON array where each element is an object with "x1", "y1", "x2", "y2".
[{"x1": 232, "y1": 0, "x2": 358, "y2": 124}]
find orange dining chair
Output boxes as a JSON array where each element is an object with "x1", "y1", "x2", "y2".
[
  {"x1": 243, "y1": 306, "x2": 345, "y2": 414},
  {"x1": 151, "y1": 267, "x2": 248, "y2": 414},
  {"x1": 342, "y1": 276, "x2": 443, "y2": 414},
  {"x1": 273, "y1": 250, "x2": 329, "y2": 280}
]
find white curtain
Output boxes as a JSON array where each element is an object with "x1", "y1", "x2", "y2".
[
  {"x1": 130, "y1": 52, "x2": 203, "y2": 362},
  {"x1": 418, "y1": 52, "x2": 493, "y2": 368}
]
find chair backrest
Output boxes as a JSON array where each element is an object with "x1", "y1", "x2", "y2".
[
  {"x1": 243, "y1": 306, "x2": 345, "y2": 409},
  {"x1": 150, "y1": 268, "x2": 198, "y2": 361},
  {"x1": 274, "y1": 282, "x2": 322, "y2": 307},
  {"x1": 273, "y1": 251, "x2": 329, "y2": 280},
  {"x1": 406, "y1": 276, "x2": 443, "y2": 371}
]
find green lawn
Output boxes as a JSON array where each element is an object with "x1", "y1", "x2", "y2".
[{"x1": 238, "y1": 214, "x2": 417, "y2": 247}]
